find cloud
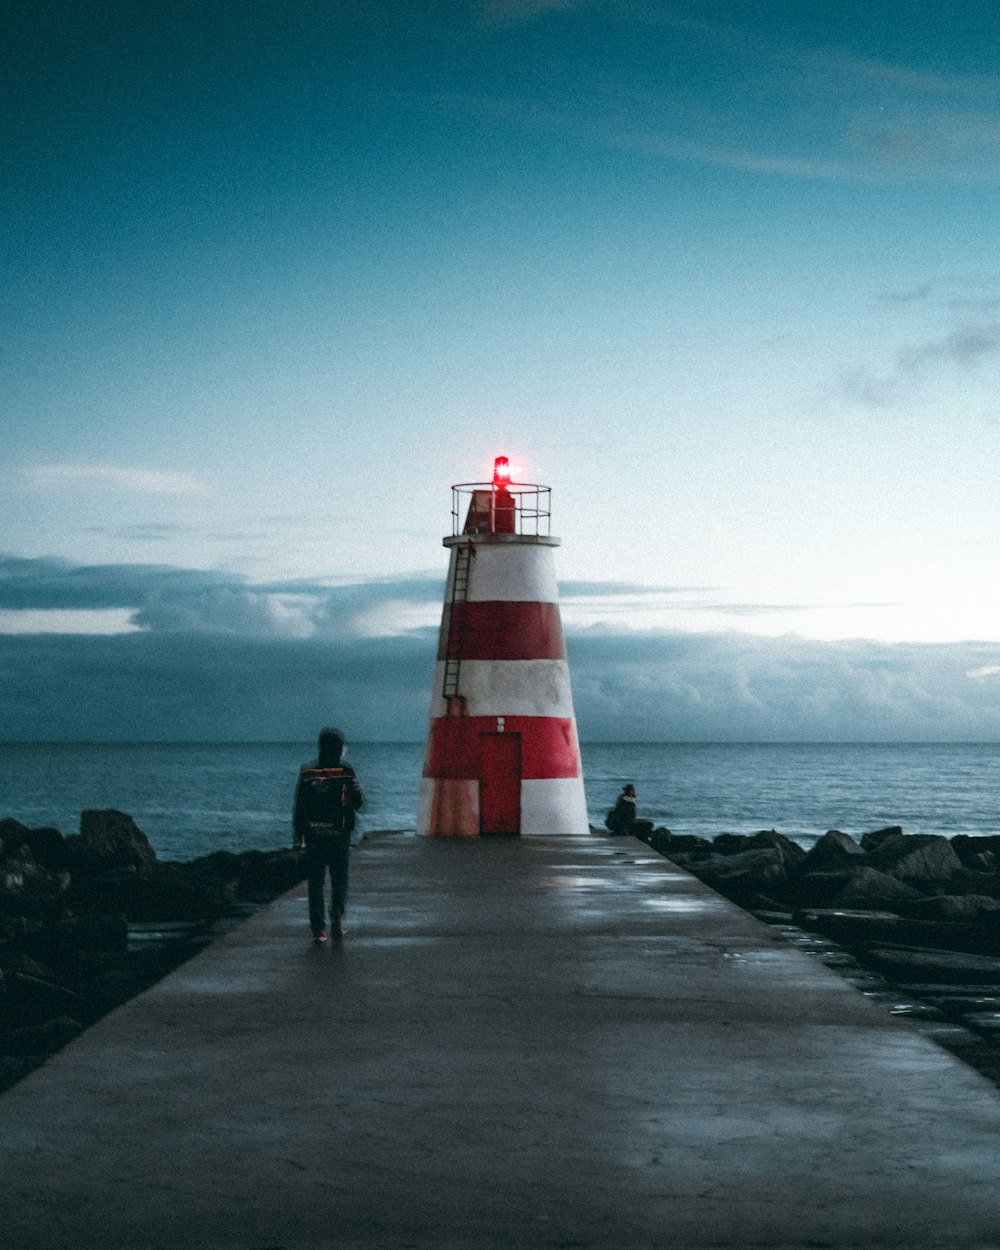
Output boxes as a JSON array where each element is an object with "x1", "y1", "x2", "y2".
[
  {"x1": 898, "y1": 323, "x2": 1000, "y2": 372},
  {"x1": 0, "y1": 609, "x2": 141, "y2": 636},
  {"x1": 84, "y1": 523, "x2": 189, "y2": 543},
  {"x1": 0, "y1": 556, "x2": 445, "y2": 640},
  {"x1": 0, "y1": 631, "x2": 435, "y2": 742},
  {"x1": 25, "y1": 464, "x2": 207, "y2": 494},
  {"x1": 442, "y1": 6, "x2": 1000, "y2": 186},
  {"x1": 557, "y1": 580, "x2": 716, "y2": 597},
  {"x1": 879, "y1": 282, "x2": 935, "y2": 306},
  {"x1": 967, "y1": 664, "x2": 1000, "y2": 680},
  {"x1": 3, "y1": 556, "x2": 1000, "y2": 742},
  {"x1": 566, "y1": 631, "x2": 1000, "y2": 742},
  {"x1": 842, "y1": 318, "x2": 1000, "y2": 408},
  {"x1": 3, "y1": 626, "x2": 1000, "y2": 743}
]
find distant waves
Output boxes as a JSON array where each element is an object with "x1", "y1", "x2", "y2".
[{"x1": 1, "y1": 741, "x2": 998, "y2": 860}]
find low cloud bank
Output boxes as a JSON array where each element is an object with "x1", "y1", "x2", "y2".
[
  {"x1": 3, "y1": 555, "x2": 1000, "y2": 741},
  {"x1": 3, "y1": 625, "x2": 1000, "y2": 742}
]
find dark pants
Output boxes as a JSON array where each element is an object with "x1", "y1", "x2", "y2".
[{"x1": 305, "y1": 831, "x2": 351, "y2": 933}]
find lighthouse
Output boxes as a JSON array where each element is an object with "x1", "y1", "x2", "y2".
[{"x1": 417, "y1": 456, "x2": 589, "y2": 837}]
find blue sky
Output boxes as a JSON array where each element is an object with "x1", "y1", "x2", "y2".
[{"x1": 4, "y1": 1, "x2": 1000, "y2": 740}]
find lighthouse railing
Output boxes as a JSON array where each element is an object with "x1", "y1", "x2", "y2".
[{"x1": 451, "y1": 482, "x2": 552, "y2": 538}]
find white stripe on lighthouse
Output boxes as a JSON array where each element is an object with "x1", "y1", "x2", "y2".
[
  {"x1": 521, "y1": 778, "x2": 590, "y2": 835},
  {"x1": 428, "y1": 659, "x2": 576, "y2": 719},
  {"x1": 451, "y1": 543, "x2": 559, "y2": 603}
]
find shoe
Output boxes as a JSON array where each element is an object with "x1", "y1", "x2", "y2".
[
  {"x1": 332, "y1": 913, "x2": 346, "y2": 939},
  {"x1": 312, "y1": 929, "x2": 327, "y2": 944}
]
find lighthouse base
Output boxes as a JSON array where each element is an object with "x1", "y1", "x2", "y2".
[{"x1": 417, "y1": 776, "x2": 589, "y2": 837}]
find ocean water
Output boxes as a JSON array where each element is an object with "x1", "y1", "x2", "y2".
[{"x1": 1, "y1": 741, "x2": 999, "y2": 862}]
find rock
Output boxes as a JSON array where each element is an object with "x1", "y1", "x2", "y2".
[
  {"x1": 232, "y1": 849, "x2": 307, "y2": 901},
  {"x1": 899, "y1": 894, "x2": 1000, "y2": 922},
  {"x1": 951, "y1": 835, "x2": 1000, "y2": 866},
  {"x1": 859, "y1": 825, "x2": 904, "y2": 851},
  {"x1": 949, "y1": 867, "x2": 1000, "y2": 898},
  {"x1": 131, "y1": 861, "x2": 234, "y2": 922},
  {"x1": 0, "y1": 1056, "x2": 32, "y2": 1091},
  {"x1": 0, "y1": 1014, "x2": 84, "y2": 1057},
  {"x1": 743, "y1": 830, "x2": 805, "y2": 865},
  {"x1": 646, "y1": 829, "x2": 674, "y2": 856},
  {"x1": 794, "y1": 870, "x2": 857, "y2": 908},
  {"x1": 867, "y1": 834, "x2": 963, "y2": 890},
  {"x1": 713, "y1": 833, "x2": 753, "y2": 856},
  {"x1": 797, "y1": 830, "x2": 865, "y2": 873},
  {"x1": 5, "y1": 970, "x2": 91, "y2": 1028},
  {"x1": 64, "y1": 865, "x2": 141, "y2": 916},
  {"x1": 864, "y1": 946, "x2": 1000, "y2": 985},
  {"x1": 834, "y1": 867, "x2": 924, "y2": 910},
  {"x1": 0, "y1": 849, "x2": 62, "y2": 924},
  {"x1": 661, "y1": 835, "x2": 713, "y2": 857},
  {"x1": 76, "y1": 810, "x2": 157, "y2": 877},
  {"x1": 21, "y1": 826, "x2": 69, "y2": 875},
  {"x1": 690, "y1": 848, "x2": 786, "y2": 901},
  {"x1": 793, "y1": 908, "x2": 902, "y2": 948},
  {"x1": 0, "y1": 817, "x2": 33, "y2": 850},
  {"x1": 26, "y1": 913, "x2": 128, "y2": 972}
]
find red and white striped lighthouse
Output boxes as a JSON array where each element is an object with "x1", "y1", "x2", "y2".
[{"x1": 417, "y1": 457, "x2": 588, "y2": 837}]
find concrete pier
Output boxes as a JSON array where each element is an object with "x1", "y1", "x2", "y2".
[{"x1": 2, "y1": 833, "x2": 1000, "y2": 1249}]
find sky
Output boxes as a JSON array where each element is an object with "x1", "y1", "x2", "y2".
[{"x1": 4, "y1": 0, "x2": 1000, "y2": 741}]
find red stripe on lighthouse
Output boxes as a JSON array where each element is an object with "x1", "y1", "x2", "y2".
[
  {"x1": 437, "y1": 601, "x2": 565, "y2": 661},
  {"x1": 426, "y1": 716, "x2": 580, "y2": 779}
]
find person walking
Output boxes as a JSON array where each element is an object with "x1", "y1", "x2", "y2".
[{"x1": 292, "y1": 728, "x2": 364, "y2": 943}]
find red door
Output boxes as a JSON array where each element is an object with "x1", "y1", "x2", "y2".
[{"x1": 479, "y1": 733, "x2": 521, "y2": 835}]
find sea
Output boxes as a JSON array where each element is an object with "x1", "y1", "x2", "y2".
[{"x1": 2, "y1": 741, "x2": 1000, "y2": 863}]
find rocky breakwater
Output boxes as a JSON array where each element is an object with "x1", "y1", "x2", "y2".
[
  {"x1": 638, "y1": 825, "x2": 1000, "y2": 1086},
  {"x1": 0, "y1": 809, "x2": 305, "y2": 1092}
]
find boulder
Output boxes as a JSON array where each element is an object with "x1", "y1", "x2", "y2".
[
  {"x1": 859, "y1": 825, "x2": 904, "y2": 852},
  {"x1": 76, "y1": 810, "x2": 157, "y2": 877},
  {"x1": 834, "y1": 867, "x2": 924, "y2": 910},
  {"x1": 0, "y1": 817, "x2": 32, "y2": 850},
  {"x1": 0, "y1": 1014, "x2": 84, "y2": 1057},
  {"x1": 713, "y1": 834, "x2": 753, "y2": 856},
  {"x1": 794, "y1": 870, "x2": 857, "y2": 908},
  {"x1": 659, "y1": 835, "x2": 712, "y2": 857},
  {"x1": 646, "y1": 829, "x2": 675, "y2": 857},
  {"x1": 5, "y1": 970, "x2": 91, "y2": 1028},
  {"x1": 864, "y1": 946, "x2": 1000, "y2": 985},
  {"x1": 21, "y1": 826, "x2": 69, "y2": 875},
  {"x1": 950, "y1": 867, "x2": 1000, "y2": 898},
  {"x1": 130, "y1": 861, "x2": 234, "y2": 921},
  {"x1": 232, "y1": 849, "x2": 307, "y2": 900},
  {"x1": 951, "y1": 835, "x2": 1000, "y2": 865},
  {"x1": 899, "y1": 894, "x2": 1000, "y2": 922},
  {"x1": 690, "y1": 848, "x2": 786, "y2": 901},
  {"x1": 743, "y1": 829, "x2": 805, "y2": 865},
  {"x1": 961, "y1": 852, "x2": 998, "y2": 874},
  {"x1": 26, "y1": 913, "x2": 128, "y2": 972},
  {"x1": 793, "y1": 908, "x2": 902, "y2": 948},
  {"x1": 64, "y1": 865, "x2": 142, "y2": 916},
  {"x1": 868, "y1": 834, "x2": 962, "y2": 891},
  {"x1": 797, "y1": 830, "x2": 866, "y2": 873}
]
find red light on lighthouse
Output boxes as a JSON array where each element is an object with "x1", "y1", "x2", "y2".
[{"x1": 493, "y1": 455, "x2": 511, "y2": 487}]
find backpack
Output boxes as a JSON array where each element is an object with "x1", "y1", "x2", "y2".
[{"x1": 297, "y1": 767, "x2": 356, "y2": 832}]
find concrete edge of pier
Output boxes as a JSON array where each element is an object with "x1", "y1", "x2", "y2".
[{"x1": 2, "y1": 831, "x2": 1000, "y2": 1249}]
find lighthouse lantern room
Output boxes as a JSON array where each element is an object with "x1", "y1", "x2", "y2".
[{"x1": 417, "y1": 457, "x2": 589, "y2": 837}]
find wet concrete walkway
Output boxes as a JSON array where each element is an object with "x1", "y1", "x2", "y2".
[{"x1": 3, "y1": 832, "x2": 1000, "y2": 1249}]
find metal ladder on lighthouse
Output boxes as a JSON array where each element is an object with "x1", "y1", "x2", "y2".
[{"x1": 442, "y1": 543, "x2": 473, "y2": 709}]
